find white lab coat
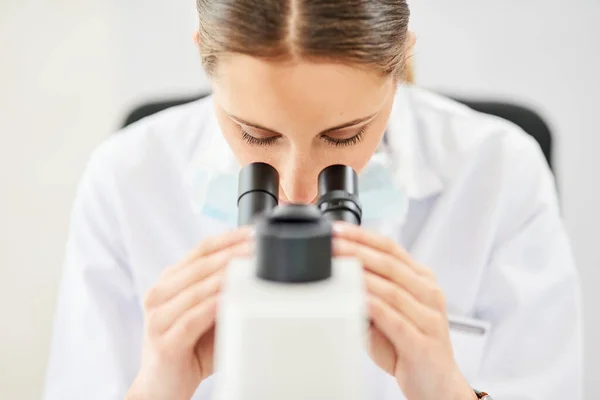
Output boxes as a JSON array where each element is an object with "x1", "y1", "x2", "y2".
[{"x1": 43, "y1": 86, "x2": 583, "y2": 399}]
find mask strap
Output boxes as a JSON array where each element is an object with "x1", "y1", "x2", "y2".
[{"x1": 374, "y1": 131, "x2": 389, "y2": 155}]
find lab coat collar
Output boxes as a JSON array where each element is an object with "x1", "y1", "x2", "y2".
[{"x1": 184, "y1": 85, "x2": 445, "y2": 207}]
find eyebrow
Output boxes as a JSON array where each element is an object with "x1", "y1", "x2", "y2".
[{"x1": 227, "y1": 112, "x2": 379, "y2": 136}]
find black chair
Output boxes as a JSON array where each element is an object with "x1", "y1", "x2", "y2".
[
  {"x1": 122, "y1": 94, "x2": 209, "y2": 129},
  {"x1": 121, "y1": 93, "x2": 553, "y2": 171}
]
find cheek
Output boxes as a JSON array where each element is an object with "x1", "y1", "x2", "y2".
[
  {"x1": 225, "y1": 136, "x2": 282, "y2": 168},
  {"x1": 351, "y1": 102, "x2": 394, "y2": 173},
  {"x1": 222, "y1": 129, "x2": 259, "y2": 164},
  {"x1": 350, "y1": 126, "x2": 388, "y2": 173},
  {"x1": 214, "y1": 106, "x2": 277, "y2": 166}
]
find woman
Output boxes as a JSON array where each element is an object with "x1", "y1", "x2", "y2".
[{"x1": 43, "y1": 1, "x2": 582, "y2": 399}]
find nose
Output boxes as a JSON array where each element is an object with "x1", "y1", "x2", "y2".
[{"x1": 278, "y1": 154, "x2": 320, "y2": 204}]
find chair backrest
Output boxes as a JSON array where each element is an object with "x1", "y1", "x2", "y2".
[
  {"x1": 121, "y1": 93, "x2": 553, "y2": 171},
  {"x1": 121, "y1": 94, "x2": 210, "y2": 128}
]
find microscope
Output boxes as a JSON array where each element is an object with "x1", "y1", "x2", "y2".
[{"x1": 212, "y1": 163, "x2": 368, "y2": 400}]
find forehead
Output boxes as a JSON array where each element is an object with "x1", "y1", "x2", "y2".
[{"x1": 212, "y1": 54, "x2": 393, "y2": 126}]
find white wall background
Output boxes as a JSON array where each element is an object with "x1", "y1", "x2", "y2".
[
  {"x1": 0, "y1": 2, "x2": 117, "y2": 399},
  {"x1": 0, "y1": 1, "x2": 598, "y2": 399}
]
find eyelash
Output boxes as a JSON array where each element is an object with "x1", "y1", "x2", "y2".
[{"x1": 239, "y1": 126, "x2": 367, "y2": 148}]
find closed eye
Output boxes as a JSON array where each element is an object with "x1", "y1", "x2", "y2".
[
  {"x1": 240, "y1": 129, "x2": 279, "y2": 146},
  {"x1": 239, "y1": 125, "x2": 368, "y2": 148},
  {"x1": 321, "y1": 126, "x2": 366, "y2": 148}
]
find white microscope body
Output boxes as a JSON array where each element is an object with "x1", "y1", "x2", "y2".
[
  {"x1": 213, "y1": 257, "x2": 367, "y2": 400},
  {"x1": 211, "y1": 163, "x2": 368, "y2": 400}
]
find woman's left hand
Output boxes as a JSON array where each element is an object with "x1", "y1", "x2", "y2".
[{"x1": 332, "y1": 222, "x2": 477, "y2": 400}]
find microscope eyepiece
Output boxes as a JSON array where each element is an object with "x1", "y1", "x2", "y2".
[
  {"x1": 237, "y1": 163, "x2": 362, "y2": 226},
  {"x1": 317, "y1": 165, "x2": 362, "y2": 225},
  {"x1": 237, "y1": 162, "x2": 279, "y2": 226}
]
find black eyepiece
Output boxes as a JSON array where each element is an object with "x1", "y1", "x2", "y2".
[
  {"x1": 317, "y1": 165, "x2": 362, "y2": 225},
  {"x1": 256, "y1": 204, "x2": 332, "y2": 283},
  {"x1": 237, "y1": 162, "x2": 279, "y2": 226}
]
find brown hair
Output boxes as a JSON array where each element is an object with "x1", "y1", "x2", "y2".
[{"x1": 196, "y1": 0, "x2": 414, "y2": 82}]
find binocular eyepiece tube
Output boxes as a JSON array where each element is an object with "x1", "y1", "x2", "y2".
[
  {"x1": 237, "y1": 162, "x2": 362, "y2": 227},
  {"x1": 237, "y1": 163, "x2": 281, "y2": 228},
  {"x1": 237, "y1": 162, "x2": 363, "y2": 284},
  {"x1": 317, "y1": 165, "x2": 362, "y2": 225}
]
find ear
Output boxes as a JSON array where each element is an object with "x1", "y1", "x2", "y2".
[
  {"x1": 405, "y1": 31, "x2": 417, "y2": 55},
  {"x1": 193, "y1": 31, "x2": 200, "y2": 47},
  {"x1": 401, "y1": 31, "x2": 417, "y2": 84}
]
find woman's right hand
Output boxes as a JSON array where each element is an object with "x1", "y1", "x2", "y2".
[{"x1": 126, "y1": 227, "x2": 254, "y2": 400}]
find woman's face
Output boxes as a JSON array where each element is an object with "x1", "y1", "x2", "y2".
[{"x1": 212, "y1": 54, "x2": 397, "y2": 204}]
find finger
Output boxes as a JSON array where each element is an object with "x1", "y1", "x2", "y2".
[
  {"x1": 333, "y1": 222, "x2": 433, "y2": 279},
  {"x1": 145, "y1": 241, "x2": 252, "y2": 308},
  {"x1": 365, "y1": 272, "x2": 440, "y2": 335},
  {"x1": 368, "y1": 295, "x2": 421, "y2": 355},
  {"x1": 170, "y1": 240, "x2": 252, "y2": 291},
  {"x1": 194, "y1": 326, "x2": 216, "y2": 377},
  {"x1": 152, "y1": 271, "x2": 224, "y2": 334},
  {"x1": 333, "y1": 222, "x2": 412, "y2": 265},
  {"x1": 334, "y1": 238, "x2": 435, "y2": 307},
  {"x1": 167, "y1": 227, "x2": 254, "y2": 276},
  {"x1": 163, "y1": 295, "x2": 218, "y2": 350},
  {"x1": 367, "y1": 324, "x2": 397, "y2": 376}
]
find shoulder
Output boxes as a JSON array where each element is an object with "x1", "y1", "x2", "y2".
[
  {"x1": 83, "y1": 95, "x2": 215, "y2": 190},
  {"x1": 71, "y1": 96, "x2": 217, "y2": 229},
  {"x1": 401, "y1": 87, "x2": 559, "y2": 240},
  {"x1": 405, "y1": 86, "x2": 553, "y2": 193},
  {"x1": 93, "y1": 96, "x2": 213, "y2": 171},
  {"x1": 408, "y1": 87, "x2": 545, "y2": 167}
]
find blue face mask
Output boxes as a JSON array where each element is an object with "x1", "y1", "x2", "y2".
[{"x1": 186, "y1": 147, "x2": 408, "y2": 228}]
